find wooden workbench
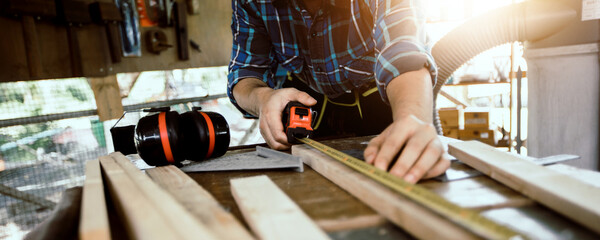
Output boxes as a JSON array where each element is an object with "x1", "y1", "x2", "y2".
[{"x1": 182, "y1": 136, "x2": 600, "y2": 239}]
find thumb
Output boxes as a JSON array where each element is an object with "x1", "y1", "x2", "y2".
[{"x1": 292, "y1": 91, "x2": 317, "y2": 107}]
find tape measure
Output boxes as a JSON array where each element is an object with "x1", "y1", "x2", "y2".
[{"x1": 297, "y1": 137, "x2": 527, "y2": 240}]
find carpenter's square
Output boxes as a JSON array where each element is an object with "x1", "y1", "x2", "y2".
[{"x1": 180, "y1": 146, "x2": 303, "y2": 173}]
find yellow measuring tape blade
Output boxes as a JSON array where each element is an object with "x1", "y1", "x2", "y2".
[{"x1": 298, "y1": 137, "x2": 527, "y2": 240}]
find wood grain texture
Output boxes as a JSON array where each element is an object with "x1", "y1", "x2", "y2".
[
  {"x1": 187, "y1": 151, "x2": 385, "y2": 232},
  {"x1": 108, "y1": 152, "x2": 218, "y2": 240},
  {"x1": 89, "y1": 75, "x2": 123, "y2": 121},
  {"x1": 230, "y1": 175, "x2": 330, "y2": 240},
  {"x1": 292, "y1": 142, "x2": 478, "y2": 239},
  {"x1": 79, "y1": 159, "x2": 111, "y2": 240},
  {"x1": 99, "y1": 155, "x2": 178, "y2": 240},
  {"x1": 0, "y1": 0, "x2": 232, "y2": 82},
  {"x1": 448, "y1": 140, "x2": 600, "y2": 234},
  {"x1": 146, "y1": 165, "x2": 255, "y2": 240}
]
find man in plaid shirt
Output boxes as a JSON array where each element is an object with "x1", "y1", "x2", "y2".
[{"x1": 227, "y1": 0, "x2": 449, "y2": 183}]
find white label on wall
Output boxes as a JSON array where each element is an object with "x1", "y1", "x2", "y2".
[{"x1": 583, "y1": 0, "x2": 600, "y2": 21}]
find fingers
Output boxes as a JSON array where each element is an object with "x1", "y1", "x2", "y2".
[
  {"x1": 258, "y1": 88, "x2": 315, "y2": 149},
  {"x1": 364, "y1": 115, "x2": 449, "y2": 183},
  {"x1": 422, "y1": 153, "x2": 451, "y2": 179},
  {"x1": 259, "y1": 115, "x2": 289, "y2": 150},
  {"x1": 295, "y1": 91, "x2": 317, "y2": 107},
  {"x1": 396, "y1": 138, "x2": 442, "y2": 183},
  {"x1": 389, "y1": 124, "x2": 437, "y2": 179}
]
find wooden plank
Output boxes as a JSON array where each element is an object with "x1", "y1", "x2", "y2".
[
  {"x1": 0, "y1": 184, "x2": 56, "y2": 209},
  {"x1": 99, "y1": 155, "x2": 178, "y2": 240},
  {"x1": 146, "y1": 165, "x2": 254, "y2": 240},
  {"x1": 448, "y1": 140, "x2": 600, "y2": 234},
  {"x1": 230, "y1": 175, "x2": 330, "y2": 240},
  {"x1": 108, "y1": 152, "x2": 218, "y2": 240},
  {"x1": 79, "y1": 159, "x2": 111, "y2": 240},
  {"x1": 89, "y1": 75, "x2": 123, "y2": 121},
  {"x1": 292, "y1": 143, "x2": 478, "y2": 239},
  {"x1": 186, "y1": 154, "x2": 386, "y2": 232}
]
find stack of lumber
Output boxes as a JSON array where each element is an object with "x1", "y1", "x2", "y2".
[{"x1": 78, "y1": 152, "x2": 253, "y2": 240}]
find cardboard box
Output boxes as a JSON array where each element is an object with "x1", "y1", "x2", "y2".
[
  {"x1": 464, "y1": 111, "x2": 489, "y2": 129},
  {"x1": 438, "y1": 108, "x2": 462, "y2": 128},
  {"x1": 442, "y1": 127, "x2": 459, "y2": 139},
  {"x1": 459, "y1": 128, "x2": 495, "y2": 145}
]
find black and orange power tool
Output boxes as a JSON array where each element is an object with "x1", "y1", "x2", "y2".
[{"x1": 282, "y1": 101, "x2": 315, "y2": 143}]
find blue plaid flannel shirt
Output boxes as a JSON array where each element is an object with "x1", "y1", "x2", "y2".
[{"x1": 227, "y1": 0, "x2": 437, "y2": 117}]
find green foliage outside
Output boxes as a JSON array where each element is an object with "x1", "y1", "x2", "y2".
[{"x1": 0, "y1": 79, "x2": 96, "y2": 162}]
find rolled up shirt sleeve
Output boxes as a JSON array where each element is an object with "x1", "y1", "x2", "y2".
[
  {"x1": 227, "y1": 0, "x2": 277, "y2": 118},
  {"x1": 367, "y1": 0, "x2": 438, "y2": 104}
]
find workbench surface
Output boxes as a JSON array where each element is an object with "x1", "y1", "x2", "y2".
[{"x1": 184, "y1": 136, "x2": 600, "y2": 239}]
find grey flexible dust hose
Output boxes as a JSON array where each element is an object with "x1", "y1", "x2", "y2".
[{"x1": 430, "y1": 0, "x2": 576, "y2": 134}]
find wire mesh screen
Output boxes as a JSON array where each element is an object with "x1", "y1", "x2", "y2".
[{"x1": 0, "y1": 66, "x2": 261, "y2": 239}]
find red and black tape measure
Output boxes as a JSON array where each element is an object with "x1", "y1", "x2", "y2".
[{"x1": 282, "y1": 101, "x2": 314, "y2": 144}]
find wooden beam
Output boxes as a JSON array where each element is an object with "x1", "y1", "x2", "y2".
[
  {"x1": 439, "y1": 90, "x2": 468, "y2": 108},
  {"x1": 230, "y1": 175, "x2": 330, "y2": 240},
  {"x1": 108, "y1": 152, "x2": 218, "y2": 240},
  {"x1": 89, "y1": 75, "x2": 123, "y2": 121},
  {"x1": 448, "y1": 140, "x2": 600, "y2": 234},
  {"x1": 79, "y1": 159, "x2": 110, "y2": 240},
  {"x1": 292, "y1": 144, "x2": 478, "y2": 239},
  {"x1": 146, "y1": 165, "x2": 254, "y2": 240},
  {"x1": 0, "y1": 184, "x2": 55, "y2": 209}
]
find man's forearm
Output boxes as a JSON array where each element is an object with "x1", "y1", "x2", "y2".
[
  {"x1": 232, "y1": 78, "x2": 274, "y2": 116},
  {"x1": 385, "y1": 68, "x2": 433, "y2": 122}
]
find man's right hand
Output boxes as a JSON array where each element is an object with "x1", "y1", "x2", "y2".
[{"x1": 232, "y1": 78, "x2": 317, "y2": 150}]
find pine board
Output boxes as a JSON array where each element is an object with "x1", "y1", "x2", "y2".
[
  {"x1": 448, "y1": 140, "x2": 600, "y2": 234},
  {"x1": 292, "y1": 143, "x2": 478, "y2": 239},
  {"x1": 79, "y1": 159, "x2": 111, "y2": 240},
  {"x1": 230, "y1": 175, "x2": 330, "y2": 240},
  {"x1": 108, "y1": 152, "x2": 217, "y2": 240},
  {"x1": 146, "y1": 165, "x2": 255, "y2": 240}
]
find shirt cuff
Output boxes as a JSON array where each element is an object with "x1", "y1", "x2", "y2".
[
  {"x1": 227, "y1": 69, "x2": 268, "y2": 119},
  {"x1": 375, "y1": 43, "x2": 437, "y2": 104}
]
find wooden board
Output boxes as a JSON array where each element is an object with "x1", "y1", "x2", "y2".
[
  {"x1": 146, "y1": 165, "x2": 255, "y2": 240},
  {"x1": 186, "y1": 155, "x2": 386, "y2": 232},
  {"x1": 230, "y1": 175, "x2": 330, "y2": 240},
  {"x1": 79, "y1": 159, "x2": 111, "y2": 240},
  {"x1": 89, "y1": 75, "x2": 123, "y2": 121},
  {"x1": 108, "y1": 152, "x2": 217, "y2": 240},
  {"x1": 292, "y1": 143, "x2": 479, "y2": 239},
  {"x1": 99, "y1": 155, "x2": 178, "y2": 240},
  {"x1": 448, "y1": 140, "x2": 600, "y2": 234}
]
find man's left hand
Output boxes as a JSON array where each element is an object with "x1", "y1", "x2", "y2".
[{"x1": 363, "y1": 115, "x2": 450, "y2": 184}]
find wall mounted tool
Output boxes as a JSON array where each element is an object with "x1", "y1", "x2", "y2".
[
  {"x1": 145, "y1": 30, "x2": 172, "y2": 54},
  {"x1": 173, "y1": 1, "x2": 188, "y2": 60},
  {"x1": 90, "y1": 2, "x2": 123, "y2": 63},
  {"x1": 55, "y1": 0, "x2": 92, "y2": 77}
]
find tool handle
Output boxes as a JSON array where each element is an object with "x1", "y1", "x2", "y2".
[
  {"x1": 66, "y1": 25, "x2": 83, "y2": 77},
  {"x1": 21, "y1": 16, "x2": 44, "y2": 78},
  {"x1": 105, "y1": 23, "x2": 122, "y2": 63}
]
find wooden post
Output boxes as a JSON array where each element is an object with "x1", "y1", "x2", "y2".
[{"x1": 89, "y1": 75, "x2": 123, "y2": 121}]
